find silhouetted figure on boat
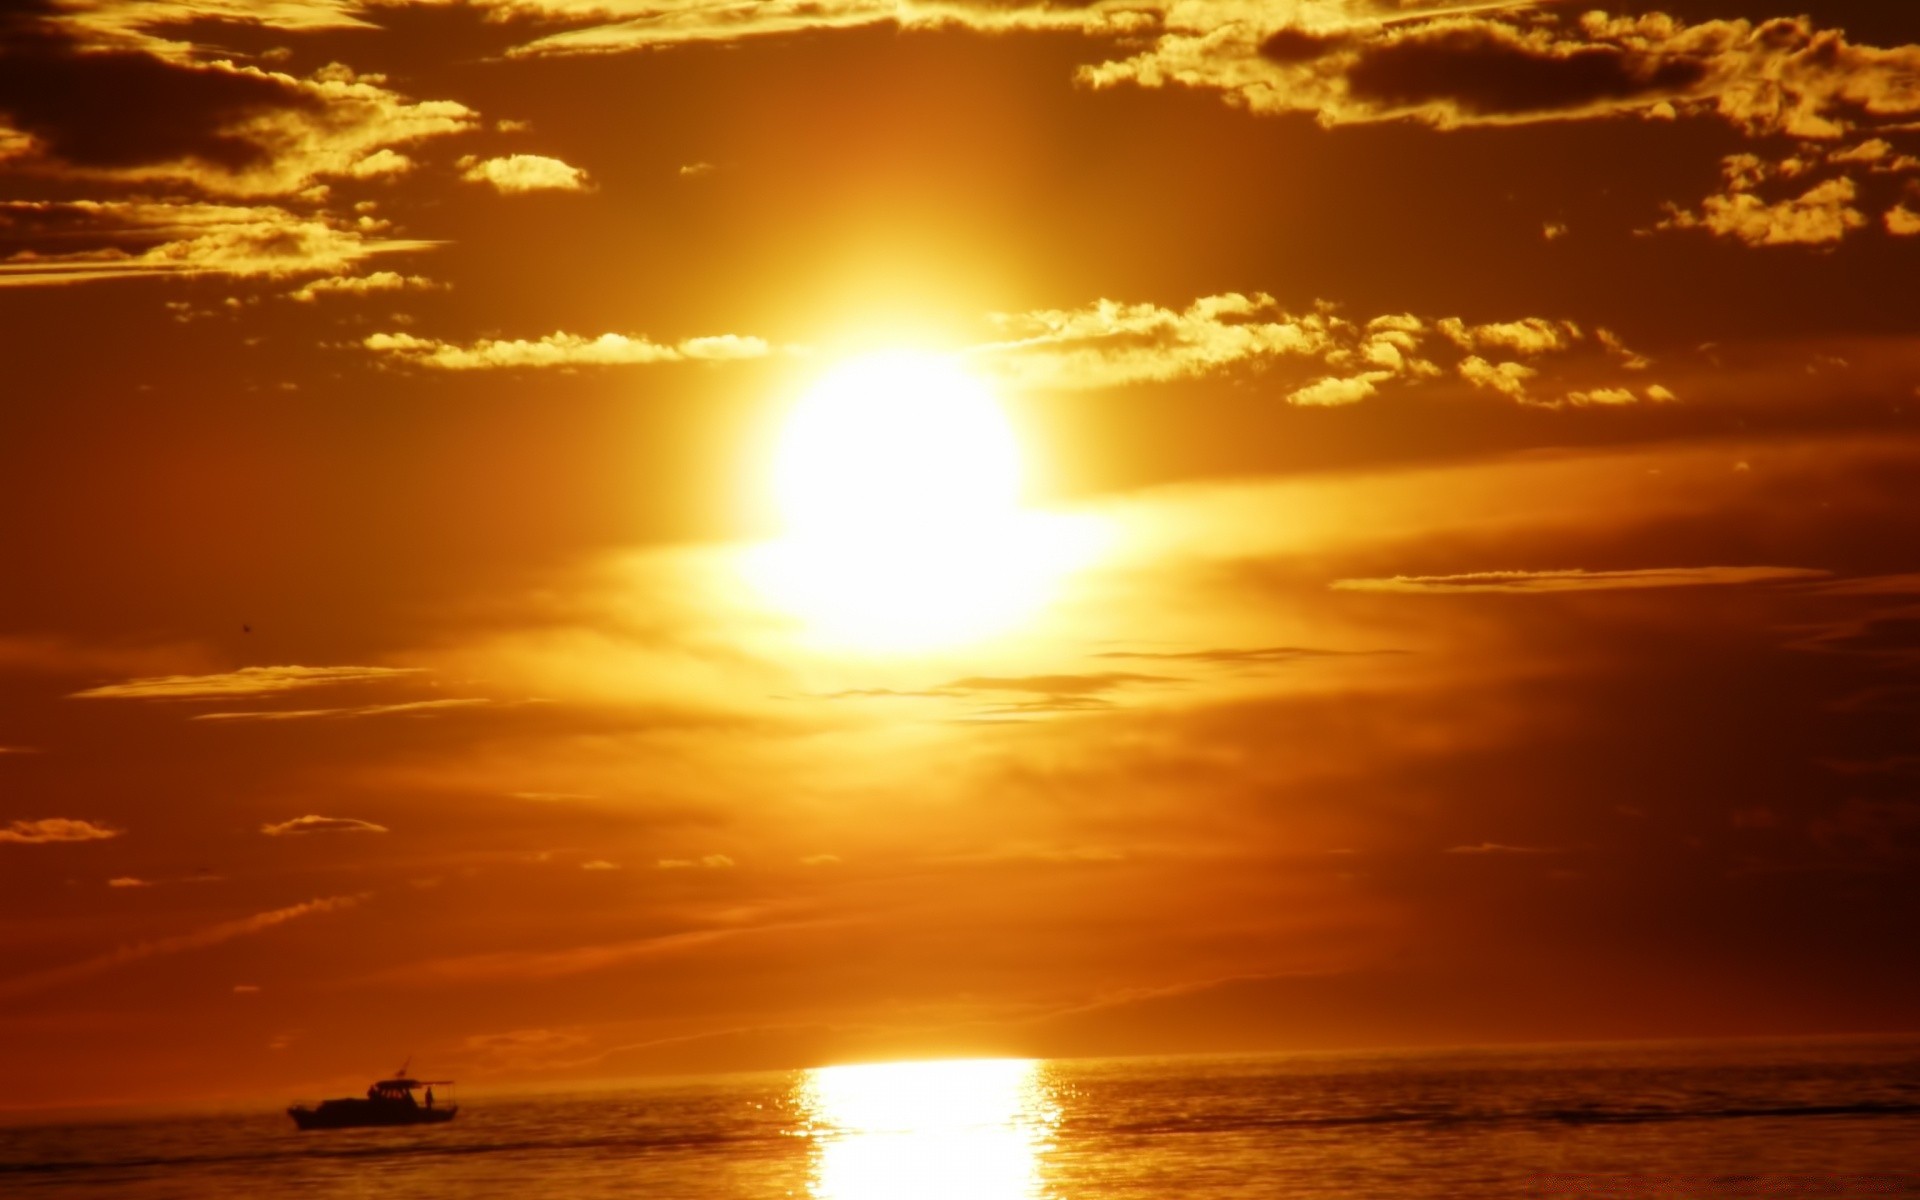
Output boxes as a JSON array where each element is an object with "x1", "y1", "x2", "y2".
[{"x1": 289, "y1": 1072, "x2": 455, "y2": 1129}]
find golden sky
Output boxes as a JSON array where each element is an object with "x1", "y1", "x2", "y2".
[{"x1": 3, "y1": 0, "x2": 1919, "y2": 1109}]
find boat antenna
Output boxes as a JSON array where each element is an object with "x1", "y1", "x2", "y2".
[{"x1": 396, "y1": 1056, "x2": 411, "y2": 1078}]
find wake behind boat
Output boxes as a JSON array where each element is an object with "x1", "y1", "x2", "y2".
[{"x1": 289, "y1": 1072, "x2": 457, "y2": 1130}]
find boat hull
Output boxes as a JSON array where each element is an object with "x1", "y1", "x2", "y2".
[{"x1": 288, "y1": 1102, "x2": 458, "y2": 1130}]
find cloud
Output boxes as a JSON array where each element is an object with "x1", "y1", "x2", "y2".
[
  {"x1": 973, "y1": 294, "x2": 1657, "y2": 405},
  {"x1": 0, "y1": 199, "x2": 438, "y2": 287},
  {"x1": 1334, "y1": 566, "x2": 1831, "y2": 595},
  {"x1": 259, "y1": 815, "x2": 389, "y2": 836},
  {"x1": 1289, "y1": 372, "x2": 1389, "y2": 407},
  {"x1": 107, "y1": 876, "x2": 150, "y2": 888},
  {"x1": 975, "y1": 293, "x2": 1337, "y2": 390},
  {"x1": 1660, "y1": 175, "x2": 1867, "y2": 247},
  {"x1": 288, "y1": 269, "x2": 440, "y2": 302},
  {"x1": 0, "y1": 3, "x2": 477, "y2": 198},
  {"x1": 1457, "y1": 356, "x2": 1537, "y2": 403},
  {"x1": 370, "y1": 925, "x2": 752, "y2": 985},
  {"x1": 935, "y1": 672, "x2": 1173, "y2": 717},
  {"x1": 461, "y1": 1025, "x2": 595, "y2": 1072},
  {"x1": 500, "y1": 0, "x2": 900, "y2": 57},
  {"x1": 0, "y1": 893, "x2": 366, "y2": 999},
  {"x1": 192, "y1": 698, "x2": 488, "y2": 721},
  {"x1": 580, "y1": 859, "x2": 621, "y2": 871},
  {"x1": 1562, "y1": 385, "x2": 1676, "y2": 407},
  {"x1": 1081, "y1": 11, "x2": 1920, "y2": 140},
  {"x1": 43, "y1": 2, "x2": 377, "y2": 51},
  {"x1": 346, "y1": 147, "x2": 413, "y2": 179},
  {"x1": 71, "y1": 664, "x2": 422, "y2": 700},
  {"x1": 1444, "y1": 842, "x2": 1559, "y2": 855},
  {"x1": 1095, "y1": 645, "x2": 1395, "y2": 665},
  {"x1": 0, "y1": 818, "x2": 121, "y2": 845},
  {"x1": 942, "y1": 673, "x2": 1169, "y2": 696},
  {"x1": 1440, "y1": 316, "x2": 1578, "y2": 356},
  {"x1": 657, "y1": 854, "x2": 736, "y2": 869},
  {"x1": 0, "y1": 6, "x2": 484, "y2": 293},
  {"x1": 458, "y1": 153, "x2": 590, "y2": 193},
  {"x1": 1888, "y1": 205, "x2": 1920, "y2": 236},
  {"x1": 1562, "y1": 387, "x2": 1636, "y2": 406},
  {"x1": 1807, "y1": 573, "x2": 1920, "y2": 599},
  {"x1": 364, "y1": 329, "x2": 773, "y2": 370}
]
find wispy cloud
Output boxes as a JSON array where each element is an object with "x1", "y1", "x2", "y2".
[
  {"x1": 1094, "y1": 646, "x2": 1396, "y2": 665},
  {"x1": 938, "y1": 672, "x2": 1174, "y2": 717},
  {"x1": 1445, "y1": 842, "x2": 1560, "y2": 855},
  {"x1": 0, "y1": 200, "x2": 438, "y2": 287},
  {"x1": 942, "y1": 673, "x2": 1170, "y2": 696},
  {"x1": 193, "y1": 698, "x2": 488, "y2": 721},
  {"x1": 369, "y1": 925, "x2": 758, "y2": 985},
  {"x1": 260, "y1": 815, "x2": 389, "y2": 836},
  {"x1": 0, "y1": 894, "x2": 367, "y2": 999},
  {"x1": 657, "y1": 854, "x2": 736, "y2": 870},
  {"x1": 72, "y1": 665, "x2": 422, "y2": 700},
  {"x1": 1334, "y1": 566, "x2": 1830, "y2": 594},
  {"x1": 0, "y1": 818, "x2": 121, "y2": 845},
  {"x1": 363, "y1": 329, "x2": 773, "y2": 370}
]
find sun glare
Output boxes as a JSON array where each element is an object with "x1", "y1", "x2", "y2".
[
  {"x1": 774, "y1": 352, "x2": 1022, "y2": 542},
  {"x1": 745, "y1": 351, "x2": 1095, "y2": 650},
  {"x1": 797, "y1": 1059, "x2": 1057, "y2": 1200}
]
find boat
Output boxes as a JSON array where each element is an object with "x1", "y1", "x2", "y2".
[{"x1": 288, "y1": 1071, "x2": 458, "y2": 1130}]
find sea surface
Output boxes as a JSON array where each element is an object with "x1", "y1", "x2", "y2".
[{"x1": 4, "y1": 1037, "x2": 1918, "y2": 1199}]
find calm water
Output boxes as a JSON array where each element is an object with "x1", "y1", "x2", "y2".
[{"x1": 4, "y1": 1039, "x2": 1917, "y2": 1199}]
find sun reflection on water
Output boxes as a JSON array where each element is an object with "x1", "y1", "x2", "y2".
[{"x1": 795, "y1": 1059, "x2": 1059, "y2": 1200}]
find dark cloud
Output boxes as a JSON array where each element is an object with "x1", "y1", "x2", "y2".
[
  {"x1": 1795, "y1": 605, "x2": 1920, "y2": 663},
  {"x1": 1257, "y1": 26, "x2": 1349, "y2": 65},
  {"x1": 0, "y1": 2, "x2": 315, "y2": 172},
  {"x1": 1344, "y1": 22, "x2": 1708, "y2": 119}
]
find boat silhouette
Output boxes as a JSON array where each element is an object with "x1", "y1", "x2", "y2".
[{"x1": 289, "y1": 1070, "x2": 457, "y2": 1130}]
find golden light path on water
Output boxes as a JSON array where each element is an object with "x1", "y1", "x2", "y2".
[{"x1": 795, "y1": 1059, "x2": 1060, "y2": 1200}]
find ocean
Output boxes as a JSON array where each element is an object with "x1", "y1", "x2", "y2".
[{"x1": 3, "y1": 1037, "x2": 1916, "y2": 1199}]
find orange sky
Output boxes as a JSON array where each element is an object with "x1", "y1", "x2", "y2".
[{"x1": 3, "y1": 0, "x2": 1920, "y2": 1111}]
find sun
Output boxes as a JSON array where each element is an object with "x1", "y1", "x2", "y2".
[
  {"x1": 743, "y1": 350, "x2": 1089, "y2": 650},
  {"x1": 773, "y1": 351, "x2": 1022, "y2": 544}
]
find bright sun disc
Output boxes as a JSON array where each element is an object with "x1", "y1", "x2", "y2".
[
  {"x1": 745, "y1": 351, "x2": 1090, "y2": 650},
  {"x1": 773, "y1": 351, "x2": 1021, "y2": 541}
]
